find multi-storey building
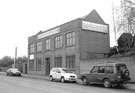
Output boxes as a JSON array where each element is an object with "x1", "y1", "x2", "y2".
[{"x1": 28, "y1": 9, "x2": 110, "y2": 76}]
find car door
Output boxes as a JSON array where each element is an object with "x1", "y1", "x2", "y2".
[
  {"x1": 55, "y1": 69, "x2": 61, "y2": 80},
  {"x1": 97, "y1": 66, "x2": 105, "y2": 83},
  {"x1": 88, "y1": 66, "x2": 99, "y2": 83}
]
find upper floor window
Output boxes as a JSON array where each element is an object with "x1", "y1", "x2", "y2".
[
  {"x1": 55, "y1": 35, "x2": 62, "y2": 48},
  {"x1": 66, "y1": 32, "x2": 75, "y2": 46},
  {"x1": 30, "y1": 44, "x2": 35, "y2": 53},
  {"x1": 37, "y1": 42, "x2": 42, "y2": 51},
  {"x1": 45, "y1": 39, "x2": 51, "y2": 50}
]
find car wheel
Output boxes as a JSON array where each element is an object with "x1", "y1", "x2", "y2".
[
  {"x1": 61, "y1": 77, "x2": 65, "y2": 83},
  {"x1": 49, "y1": 76, "x2": 53, "y2": 81},
  {"x1": 82, "y1": 77, "x2": 89, "y2": 85},
  {"x1": 103, "y1": 79, "x2": 112, "y2": 88}
]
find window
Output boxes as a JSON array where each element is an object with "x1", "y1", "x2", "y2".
[
  {"x1": 36, "y1": 59, "x2": 42, "y2": 71},
  {"x1": 37, "y1": 42, "x2": 42, "y2": 51},
  {"x1": 66, "y1": 32, "x2": 75, "y2": 46},
  {"x1": 66, "y1": 55, "x2": 75, "y2": 69},
  {"x1": 98, "y1": 66, "x2": 105, "y2": 73},
  {"x1": 29, "y1": 60, "x2": 34, "y2": 71},
  {"x1": 91, "y1": 66, "x2": 99, "y2": 73},
  {"x1": 30, "y1": 44, "x2": 35, "y2": 53},
  {"x1": 106, "y1": 66, "x2": 114, "y2": 74},
  {"x1": 55, "y1": 35, "x2": 62, "y2": 48},
  {"x1": 55, "y1": 57, "x2": 62, "y2": 67},
  {"x1": 45, "y1": 39, "x2": 51, "y2": 50}
]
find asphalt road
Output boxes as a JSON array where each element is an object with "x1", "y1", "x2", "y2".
[{"x1": 0, "y1": 75, "x2": 135, "y2": 93}]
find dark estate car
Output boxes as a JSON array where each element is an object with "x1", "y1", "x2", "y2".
[
  {"x1": 80, "y1": 62, "x2": 131, "y2": 88},
  {"x1": 6, "y1": 68, "x2": 21, "y2": 76}
]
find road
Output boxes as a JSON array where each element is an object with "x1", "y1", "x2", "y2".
[{"x1": 0, "y1": 75, "x2": 135, "y2": 93}]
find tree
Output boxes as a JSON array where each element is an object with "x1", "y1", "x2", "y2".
[{"x1": 118, "y1": 0, "x2": 135, "y2": 35}]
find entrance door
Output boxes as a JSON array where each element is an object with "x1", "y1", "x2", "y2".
[
  {"x1": 45, "y1": 58, "x2": 50, "y2": 75},
  {"x1": 25, "y1": 64, "x2": 27, "y2": 74}
]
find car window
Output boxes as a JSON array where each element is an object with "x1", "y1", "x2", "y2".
[
  {"x1": 106, "y1": 66, "x2": 114, "y2": 74},
  {"x1": 61, "y1": 69, "x2": 72, "y2": 73},
  {"x1": 98, "y1": 66, "x2": 105, "y2": 73},
  {"x1": 91, "y1": 66, "x2": 99, "y2": 73},
  {"x1": 56, "y1": 69, "x2": 61, "y2": 73},
  {"x1": 51, "y1": 68, "x2": 56, "y2": 72}
]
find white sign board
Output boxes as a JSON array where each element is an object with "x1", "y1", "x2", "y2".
[
  {"x1": 82, "y1": 21, "x2": 108, "y2": 33},
  {"x1": 30, "y1": 54, "x2": 34, "y2": 60},
  {"x1": 37, "y1": 27, "x2": 60, "y2": 39}
]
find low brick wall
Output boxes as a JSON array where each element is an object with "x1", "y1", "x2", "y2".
[{"x1": 80, "y1": 56, "x2": 135, "y2": 82}]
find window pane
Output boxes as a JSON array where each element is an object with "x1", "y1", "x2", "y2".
[
  {"x1": 66, "y1": 32, "x2": 75, "y2": 46},
  {"x1": 91, "y1": 66, "x2": 98, "y2": 73},
  {"x1": 66, "y1": 55, "x2": 75, "y2": 69}
]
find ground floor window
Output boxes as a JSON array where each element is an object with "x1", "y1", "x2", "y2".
[
  {"x1": 36, "y1": 59, "x2": 42, "y2": 71},
  {"x1": 66, "y1": 55, "x2": 75, "y2": 69},
  {"x1": 54, "y1": 57, "x2": 62, "y2": 67},
  {"x1": 29, "y1": 60, "x2": 34, "y2": 71}
]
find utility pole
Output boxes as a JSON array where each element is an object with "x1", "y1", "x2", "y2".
[{"x1": 13, "y1": 46, "x2": 17, "y2": 68}]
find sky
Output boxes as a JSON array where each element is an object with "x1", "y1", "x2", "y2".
[{"x1": 0, "y1": 0, "x2": 120, "y2": 59}]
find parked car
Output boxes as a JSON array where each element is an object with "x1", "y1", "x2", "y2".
[
  {"x1": 49, "y1": 68, "x2": 77, "y2": 83},
  {"x1": 6, "y1": 68, "x2": 21, "y2": 76},
  {"x1": 80, "y1": 62, "x2": 131, "y2": 88}
]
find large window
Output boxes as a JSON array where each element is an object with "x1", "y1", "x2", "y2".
[
  {"x1": 36, "y1": 59, "x2": 42, "y2": 71},
  {"x1": 66, "y1": 55, "x2": 75, "y2": 69},
  {"x1": 29, "y1": 60, "x2": 34, "y2": 71},
  {"x1": 55, "y1": 35, "x2": 62, "y2": 48},
  {"x1": 54, "y1": 57, "x2": 62, "y2": 67},
  {"x1": 66, "y1": 32, "x2": 75, "y2": 46},
  {"x1": 37, "y1": 42, "x2": 42, "y2": 51},
  {"x1": 45, "y1": 39, "x2": 51, "y2": 50},
  {"x1": 30, "y1": 44, "x2": 35, "y2": 53}
]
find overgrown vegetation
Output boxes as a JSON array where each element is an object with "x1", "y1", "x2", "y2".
[{"x1": 0, "y1": 56, "x2": 28, "y2": 72}]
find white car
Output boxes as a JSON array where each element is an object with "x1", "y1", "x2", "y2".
[{"x1": 49, "y1": 68, "x2": 77, "y2": 83}]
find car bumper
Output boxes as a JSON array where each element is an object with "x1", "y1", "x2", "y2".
[
  {"x1": 113, "y1": 77, "x2": 131, "y2": 84},
  {"x1": 65, "y1": 77, "x2": 77, "y2": 81}
]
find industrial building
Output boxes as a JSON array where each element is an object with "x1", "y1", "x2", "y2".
[{"x1": 27, "y1": 9, "x2": 110, "y2": 76}]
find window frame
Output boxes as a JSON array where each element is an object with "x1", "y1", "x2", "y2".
[
  {"x1": 55, "y1": 35, "x2": 63, "y2": 49},
  {"x1": 37, "y1": 42, "x2": 42, "y2": 52},
  {"x1": 54, "y1": 57, "x2": 62, "y2": 67},
  {"x1": 30, "y1": 44, "x2": 35, "y2": 53},
  {"x1": 45, "y1": 39, "x2": 51, "y2": 50},
  {"x1": 66, "y1": 31, "x2": 75, "y2": 47},
  {"x1": 36, "y1": 58, "x2": 42, "y2": 71},
  {"x1": 66, "y1": 55, "x2": 75, "y2": 69}
]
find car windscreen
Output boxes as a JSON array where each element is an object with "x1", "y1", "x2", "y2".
[
  {"x1": 62, "y1": 69, "x2": 72, "y2": 73},
  {"x1": 116, "y1": 65, "x2": 127, "y2": 73},
  {"x1": 11, "y1": 69, "x2": 19, "y2": 71}
]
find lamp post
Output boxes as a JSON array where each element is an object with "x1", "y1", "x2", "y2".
[{"x1": 13, "y1": 46, "x2": 17, "y2": 68}]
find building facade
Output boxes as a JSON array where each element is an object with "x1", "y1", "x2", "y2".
[{"x1": 27, "y1": 10, "x2": 110, "y2": 76}]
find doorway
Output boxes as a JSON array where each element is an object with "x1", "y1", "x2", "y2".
[
  {"x1": 25, "y1": 64, "x2": 27, "y2": 74},
  {"x1": 45, "y1": 58, "x2": 50, "y2": 75}
]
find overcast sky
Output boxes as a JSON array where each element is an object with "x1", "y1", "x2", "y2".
[{"x1": 0, "y1": 0, "x2": 120, "y2": 59}]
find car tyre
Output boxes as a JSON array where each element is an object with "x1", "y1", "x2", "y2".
[
  {"x1": 49, "y1": 76, "x2": 53, "y2": 81},
  {"x1": 61, "y1": 77, "x2": 65, "y2": 83},
  {"x1": 103, "y1": 79, "x2": 112, "y2": 88},
  {"x1": 82, "y1": 77, "x2": 89, "y2": 85}
]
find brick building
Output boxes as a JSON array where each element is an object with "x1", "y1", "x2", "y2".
[{"x1": 27, "y1": 9, "x2": 110, "y2": 76}]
